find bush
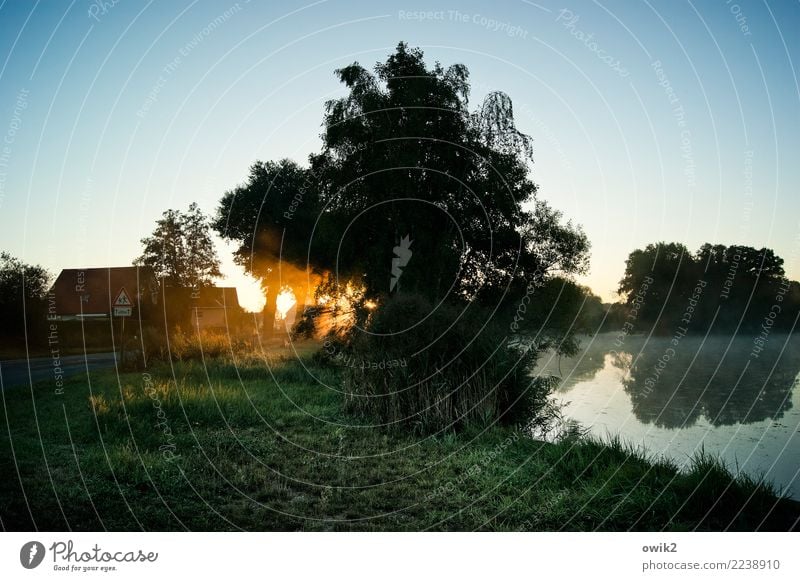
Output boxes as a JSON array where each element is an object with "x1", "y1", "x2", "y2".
[
  {"x1": 342, "y1": 293, "x2": 557, "y2": 434},
  {"x1": 139, "y1": 325, "x2": 169, "y2": 364},
  {"x1": 291, "y1": 305, "x2": 322, "y2": 339}
]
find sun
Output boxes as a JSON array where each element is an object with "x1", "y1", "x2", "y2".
[{"x1": 275, "y1": 288, "x2": 297, "y2": 319}]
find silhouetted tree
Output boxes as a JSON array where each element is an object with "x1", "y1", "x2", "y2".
[
  {"x1": 214, "y1": 160, "x2": 318, "y2": 330},
  {"x1": 135, "y1": 203, "x2": 221, "y2": 288},
  {"x1": 512, "y1": 277, "x2": 605, "y2": 355},
  {"x1": 214, "y1": 43, "x2": 591, "y2": 430},
  {"x1": 618, "y1": 242, "x2": 798, "y2": 334},
  {"x1": 0, "y1": 252, "x2": 51, "y2": 342},
  {"x1": 618, "y1": 242, "x2": 696, "y2": 330},
  {"x1": 307, "y1": 42, "x2": 588, "y2": 304},
  {"x1": 216, "y1": 43, "x2": 588, "y2": 317}
]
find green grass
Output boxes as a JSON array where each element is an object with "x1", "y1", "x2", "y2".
[{"x1": 1, "y1": 347, "x2": 797, "y2": 531}]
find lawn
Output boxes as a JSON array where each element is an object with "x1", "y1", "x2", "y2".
[{"x1": 1, "y1": 345, "x2": 797, "y2": 531}]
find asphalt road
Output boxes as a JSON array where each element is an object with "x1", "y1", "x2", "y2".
[{"x1": 0, "y1": 352, "x2": 118, "y2": 390}]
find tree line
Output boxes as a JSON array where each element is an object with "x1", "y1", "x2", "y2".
[{"x1": 617, "y1": 242, "x2": 799, "y2": 335}]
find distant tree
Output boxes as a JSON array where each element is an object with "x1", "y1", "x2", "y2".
[
  {"x1": 135, "y1": 203, "x2": 221, "y2": 288},
  {"x1": 696, "y1": 243, "x2": 784, "y2": 286},
  {"x1": 618, "y1": 242, "x2": 798, "y2": 333},
  {"x1": 618, "y1": 242, "x2": 698, "y2": 330},
  {"x1": 0, "y1": 252, "x2": 51, "y2": 339},
  {"x1": 509, "y1": 277, "x2": 604, "y2": 355}
]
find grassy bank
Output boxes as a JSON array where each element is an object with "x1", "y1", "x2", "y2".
[{"x1": 1, "y1": 346, "x2": 797, "y2": 531}]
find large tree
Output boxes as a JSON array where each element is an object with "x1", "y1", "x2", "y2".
[
  {"x1": 214, "y1": 159, "x2": 319, "y2": 327},
  {"x1": 135, "y1": 203, "x2": 221, "y2": 288},
  {"x1": 216, "y1": 43, "x2": 588, "y2": 318},
  {"x1": 308, "y1": 43, "x2": 588, "y2": 304},
  {"x1": 215, "y1": 43, "x2": 592, "y2": 430}
]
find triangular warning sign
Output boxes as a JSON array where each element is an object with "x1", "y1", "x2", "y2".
[{"x1": 113, "y1": 287, "x2": 133, "y2": 307}]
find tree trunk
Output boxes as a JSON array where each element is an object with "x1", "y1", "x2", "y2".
[{"x1": 261, "y1": 280, "x2": 276, "y2": 340}]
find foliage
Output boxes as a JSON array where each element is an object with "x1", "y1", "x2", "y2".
[
  {"x1": 0, "y1": 252, "x2": 51, "y2": 339},
  {"x1": 214, "y1": 43, "x2": 591, "y2": 430},
  {"x1": 213, "y1": 159, "x2": 319, "y2": 329},
  {"x1": 506, "y1": 276, "x2": 606, "y2": 357},
  {"x1": 214, "y1": 160, "x2": 317, "y2": 280},
  {"x1": 135, "y1": 203, "x2": 221, "y2": 288},
  {"x1": 215, "y1": 43, "x2": 589, "y2": 305},
  {"x1": 618, "y1": 242, "x2": 798, "y2": 334},
  {"x1": 307, "y1": 42, "x2": 589, "y2": 302},
  {"x1": 341, "y1": 293, "x2": 557, "y2": 434}
]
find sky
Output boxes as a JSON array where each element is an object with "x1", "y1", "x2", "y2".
[{"x1": 0, "y1": 0, "x2": 798, "y2": 311}]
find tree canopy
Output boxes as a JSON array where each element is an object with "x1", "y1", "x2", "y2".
[
  {"x1": 215, "y1": 42, "x2": 589, "y2": 315},
  {"x1": 135, "y1": 203, "x2": 221, "y2": 288},
  {"x1": 0, "y1": 252, "x2": 51, "y2": 339},
  {"x1": 618, "y1": 241, "x2": 799, "y2": 333},
  {"x1": 213, "y1": 43, "x2": 592, "y2": 429}
]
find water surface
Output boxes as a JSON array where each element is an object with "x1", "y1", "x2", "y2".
[{"x1": 534, "y1": 333, "x2": 800, "y2": 499}]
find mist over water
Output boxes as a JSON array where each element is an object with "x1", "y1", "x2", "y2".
[{"x1": 536, "y1": 333, "x2": 800, "y2": 499}]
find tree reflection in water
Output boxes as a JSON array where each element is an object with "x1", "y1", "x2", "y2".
[{"x1": 609, "y1": 335, "x2": 800, "y2": 428}]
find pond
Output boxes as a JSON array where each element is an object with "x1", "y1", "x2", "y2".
[{"x1": 534, "y1": 333, "x2": 800, "y2": 499}]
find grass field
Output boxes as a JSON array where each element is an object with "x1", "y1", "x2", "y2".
[{"x1": 1, "y1": 344, "x2": 798, "y2": 531}]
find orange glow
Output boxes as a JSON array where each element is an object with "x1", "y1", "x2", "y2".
[{"x1": 275, "y1": 288, "x2": 297, "y2": 319}]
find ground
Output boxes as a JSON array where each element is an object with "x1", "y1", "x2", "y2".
[{"x1": 1, "y1": 344, "x2": 797, "y2": 531}]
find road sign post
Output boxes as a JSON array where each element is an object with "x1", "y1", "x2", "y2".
[
  {"x1": 112, "y1": 288, "x2": 133, "y2": 366},
  {"x1": 112, "y1": 288, "x2": 133, "y2": 309}
]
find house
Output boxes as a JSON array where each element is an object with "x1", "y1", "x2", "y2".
[
  {"x1": 50, "y1": 266, "x2": 159, "y2": 320},
  {"x1": 189, "y1": 286, "x2": 241, "y2": 331},
  {"x1": 162, "y1": 286, "x2": 242, "y2": 331},
  {"x1": 50, "y1": 267, "x2": 242, "y2": 331}
]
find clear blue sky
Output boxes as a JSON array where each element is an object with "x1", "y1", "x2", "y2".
[{"x1": 1, "y1": 0, "x2": 798, "y2": 310}]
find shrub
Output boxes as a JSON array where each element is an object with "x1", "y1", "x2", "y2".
[
  {"x1": 139, "y1": 325, "x2": 169, "y2": 364},
  {"x1": 292, "y1": 305, "x2": 321, "y2": 339},
  {"x1": 342, "y1": 293, "x2": 557, "y2": 434}
]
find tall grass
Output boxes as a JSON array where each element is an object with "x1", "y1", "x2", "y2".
[
  {"x1": 135, "y1": 325, "x2": 261, "y2": 367},
  {"x1": 340, "y1": 294, "x2": 558, "y2": 433}
]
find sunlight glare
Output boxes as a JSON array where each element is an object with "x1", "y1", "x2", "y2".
[{"x1": 275, "y1": 288, "x2": 297, "y2": 319}]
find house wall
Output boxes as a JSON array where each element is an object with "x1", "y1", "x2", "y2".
[{"x1": 192, "y1": 308, "x2": 229, "y2": 330}]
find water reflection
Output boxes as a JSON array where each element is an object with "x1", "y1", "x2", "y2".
[
  {"x1": 616, "y1": 335, "x2": 799, "y2": 428},
  {"x1": 534, "y1": 333, "x2": 800, "y2": 498}
]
